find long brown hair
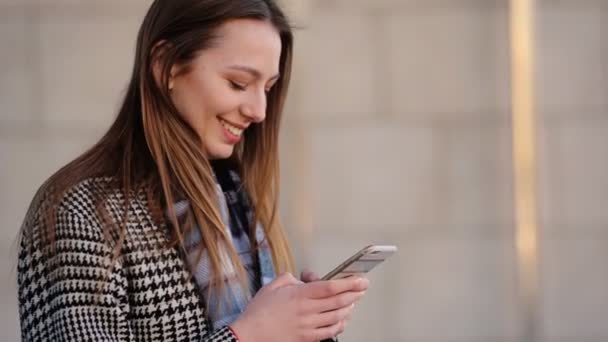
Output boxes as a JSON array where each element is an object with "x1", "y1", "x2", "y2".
[{"x1": 25, "y1": 0, "x2": 294, "y2": 301}]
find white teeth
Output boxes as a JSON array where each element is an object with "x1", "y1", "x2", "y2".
[{"x1": 220, "y1": 119, "x2": 243, "y2": 136}]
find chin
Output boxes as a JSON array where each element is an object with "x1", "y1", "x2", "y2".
[{"x1": 206, "y1": 144, "x2": 235, "y2": 160}]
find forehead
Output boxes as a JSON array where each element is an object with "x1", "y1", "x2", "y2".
[{"x1": 203, "y1": 19, "x2": 282, "y2": 77}]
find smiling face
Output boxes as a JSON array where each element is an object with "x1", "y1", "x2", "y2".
[{"x1": 168, "y1": 19, "x2": 282, "y2": 159}]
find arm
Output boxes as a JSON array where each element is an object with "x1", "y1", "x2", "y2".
[
  {"x1": 207, "y1": 327, "x2": 238, "y2": 342},
  {"x1": 17, "y1": 207, "x2": 133, "y2": 342}
]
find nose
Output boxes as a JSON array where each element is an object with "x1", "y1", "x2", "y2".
[{"x1": 240, "y1": 89, "x2": 266, "y2": 123}]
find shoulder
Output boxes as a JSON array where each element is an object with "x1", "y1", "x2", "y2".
[
  {"x1": 21, "y1": 177, "x2": 124, "y2": 241},
  {"x1": 29, "y1": 176, "x2": 116, "y2": 218},
  {"x1": 20, "y1": 175, "x2": 161, "y2": 262},
  {"x1": 59, "y1": 176, "x2": 114, "y2": 217}
]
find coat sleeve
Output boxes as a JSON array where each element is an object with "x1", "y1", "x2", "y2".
[{"x1": 17, "y1": 204, "x2": 134, "y2": 342}]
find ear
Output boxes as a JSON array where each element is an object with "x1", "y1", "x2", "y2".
[{"x1": 151, "y1": 40, "x2": 177, "y2": 92}]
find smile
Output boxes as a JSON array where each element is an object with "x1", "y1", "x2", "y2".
[{"x1": 219, "y1": 118, "x2": 244, "y2": 137}]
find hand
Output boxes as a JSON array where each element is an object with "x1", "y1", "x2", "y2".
[
  {"x1": 230, "y1": 272, "x2": 368, "y2": 342},
  {"x1": 300, "y1": 269, "x2": 321, "y2": 283},
  {"x1": 300, "y1": 269, "x2": 365, "y2": 334}
]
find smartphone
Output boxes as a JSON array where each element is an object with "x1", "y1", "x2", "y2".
[{"x1": 321, "y1": 245, "x2": 398, "y2": 280}]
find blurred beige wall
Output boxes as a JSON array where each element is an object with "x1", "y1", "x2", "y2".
[{"x1": 1, "y1": 0, "x2": 607, "y2": 341}]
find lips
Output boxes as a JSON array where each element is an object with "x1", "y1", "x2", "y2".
[{"x1": 218, "y1": 118, "x2": 244, "y2": 137}]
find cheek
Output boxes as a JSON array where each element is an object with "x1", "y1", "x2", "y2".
[
  {"x1": 182, "y1": 75, "x2": 239, "y2": 122},
  {"x1": 172, "y1": 76, "x2": 237, "y2": 132},
  {"x1": 201, "y1": 90, "x2": 240, "y2": 119},
  {"x1": 170, "y1": 83, "x2": 200, "y2": 128}
]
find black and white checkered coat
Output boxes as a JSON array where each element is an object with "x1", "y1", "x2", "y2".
[{"x1": 17, "y1": 178, "x2": 238, "y2": 342}]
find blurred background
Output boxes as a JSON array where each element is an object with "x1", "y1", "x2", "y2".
[{"x1": 1, "y1": 0, "x2": 607, "y2": 341}]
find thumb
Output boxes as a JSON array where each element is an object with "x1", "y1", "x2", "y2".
[
  {"x1": 300, "y1": 269, "x2": 321, "y2": 283},
  {"x1": 265, "y1": 272, "x2": 302, "y2": 291}
]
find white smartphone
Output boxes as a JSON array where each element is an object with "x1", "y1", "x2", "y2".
[{"x1": 321, "y1": 245, "x2": 398, "y2": 280}]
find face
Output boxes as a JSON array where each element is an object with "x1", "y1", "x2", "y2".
[{"x1": 168, "y1": 19, "x2": 282, "y2": 159}]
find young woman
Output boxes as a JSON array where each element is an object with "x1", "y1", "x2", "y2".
[{"x1": 17, "y1": 0, "x2": 368, "y2": 341}]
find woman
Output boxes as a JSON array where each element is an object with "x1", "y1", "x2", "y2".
[{"x1": 17, "y1": 0, "x2": 368, "y2": 341}]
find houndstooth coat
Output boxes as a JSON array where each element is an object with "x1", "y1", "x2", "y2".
[{"x1": 17, "y1": 177, "x2": 238, "y2": 342}]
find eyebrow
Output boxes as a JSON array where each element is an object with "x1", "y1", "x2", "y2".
[{"x1": 227, "y1": 65, "x2": 280, "y2": 82}]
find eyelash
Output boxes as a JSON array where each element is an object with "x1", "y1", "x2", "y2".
[
  {"x1": 229, "y1": 80, "x2": 274, "y2": 93},
  {"x1": 229, "y1": 80, "x2": 246, "y2": 91}
]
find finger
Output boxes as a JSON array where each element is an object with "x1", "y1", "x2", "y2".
[
  {"x1": 344, "y1": 310, "x2": 353, "y2": 323},
  {"x1": 308, "y1": 303, "x2": 354, "y2": 328},
  {"x1": 344, "y1": 311, "x2": 353, "y2": 324},
  {"x1": 265, "y1": 272, "x2": 302, "y2": 292},
  {"x1": 311, "y1": 290, "x2": 365, "y2": 313},
  {"x1": 300, "y1": 269, "x2": 320, "y2": 283},
  {"x1": 300, "y1": 277, "x2": 367, "y2": 299},
  {"x1": 311, "y1": 320, "x2": 345, "y2": 340}
]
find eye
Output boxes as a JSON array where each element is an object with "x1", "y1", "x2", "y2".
[{"x1": 229, "y1": 80, "x2": 246, "y2": 91}]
